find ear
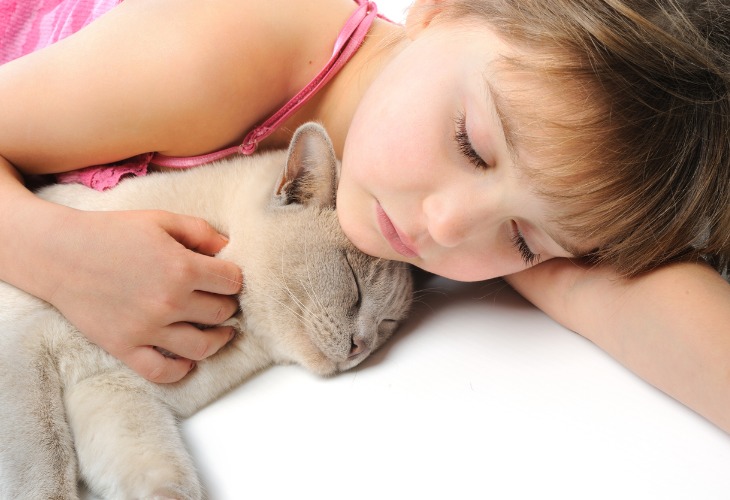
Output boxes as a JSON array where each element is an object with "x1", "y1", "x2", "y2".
[
  {"x1": 405, "y1": 0, "x2": 446, "y2": 38},
  {"x1": 273, "y1": 122, "x2": 339, "y2": 209}
]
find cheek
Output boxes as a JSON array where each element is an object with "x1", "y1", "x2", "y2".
[
  {"x1": 342, "y1": 125, "x2": 406, "y2": 196},
  {"x1": 345, "y1": 108, "x2": 438, "y2": 195},
  {"x1": 344, "y1": 71, "x2": 432, "y2": 180},
  {"x1": 335, "y1": 174, "x2": 379, "y2": 256}
]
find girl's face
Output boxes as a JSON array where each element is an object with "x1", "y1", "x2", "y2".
[{"x1": 338, "y1": 16, "x2": 583, "y2": 282}]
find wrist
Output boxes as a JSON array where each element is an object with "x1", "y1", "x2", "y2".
[{"x1": 0, "y1": 186, "x2": 80, "y2": 303}]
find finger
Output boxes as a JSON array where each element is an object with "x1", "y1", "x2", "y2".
[
  {"x1": 177, "y1": 290, "x2": 240, "y2": 326},
  {"x1": 161, "y1": 213, "x2": 230, "y2": 256},
  {"x1": 152, "y1": 323, "x2": 236, "y2": 362},
  {"x1": 189, "y1": 252, "x2": 243, "y2": 296},
  {"x1": 121, "y1": 346, "x2": 196, "y2": 384}
]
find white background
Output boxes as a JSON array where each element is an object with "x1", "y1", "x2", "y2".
[{"x1": 87, "y1": 1, "x2": 730, "y2": 498}]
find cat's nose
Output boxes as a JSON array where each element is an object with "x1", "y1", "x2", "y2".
[{"x1": 348, "y1": 335, "x2": 372, "y2": 359}]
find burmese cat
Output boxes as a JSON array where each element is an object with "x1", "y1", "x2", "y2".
[{"x1": 0, "y1": 123, "x2": 413, "y2": 499}]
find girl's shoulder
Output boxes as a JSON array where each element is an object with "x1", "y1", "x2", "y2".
[
  {"x1": 0, "y1": 0, "x2": 357, "y2": 174},
  {"x1": 137, "y1": 0, "x2": 359, "y2": 154},
  {"x1": 113, "y1": 0, "x2": 360, "y2": 152}
]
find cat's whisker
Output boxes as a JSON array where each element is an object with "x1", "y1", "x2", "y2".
[
  {"x1": 293, "y1": 277, "x2": 322, "y2": 319},
  {"x1": 412, "y1": 286, "x2": 449, "y2": 300},
  {"x1": 263, "y1": 256, "x2": 321, "y2": 333},
  {"x1": 301, "y1": 227, "x2": 328, "y2": 315},
  {"x1": 250, "y1": 275, "x2": 320, "y2": 331},
  {"x1": 265, "y1": 292, "x2": 311, "y2": 326},
  {"x1": 471, "y1": 279, "x2": 512, "y2": 302},
  {"x1": 287, "y1": 261, "x2": 329, "y2": 326},
  {"x1": 203, "y1": 271, "x2": 244, "y2": 289},
  {"x1": 276, "y1": 252, "x2": 321, "y2": 325},
  {"x1": 406, "y1": 287, "x2": 449, "y2": 310}
]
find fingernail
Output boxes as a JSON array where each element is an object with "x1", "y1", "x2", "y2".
[
  {"x1": 228, "y1": 327, "x2": 236, "y2": 342},
  {"x1": 188, "y1": 360, "x2": 197, "y2": 373}
]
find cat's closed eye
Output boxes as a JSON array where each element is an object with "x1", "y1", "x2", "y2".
[
  {"x1": 378, "y1": 319, "x2": 399, "y2": 336},
  {"x1": 345, "y1": 253, "x2": 361, "y2": 310}
]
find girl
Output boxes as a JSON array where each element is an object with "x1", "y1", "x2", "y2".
[{"x1": 1, "y1": 0, "x2": 729, "y2": 432}]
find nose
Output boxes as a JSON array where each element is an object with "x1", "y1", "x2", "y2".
[
  {"x1": 423, "y1": 193, "x2": 474, "y2": 248},
  {"x1": 348, "y1": 333, "x2": 373, "y2": 359}
]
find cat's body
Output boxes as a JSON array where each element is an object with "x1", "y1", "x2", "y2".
[{"x1": 0, "y1": 124, "x2": 413, "y2": 499}]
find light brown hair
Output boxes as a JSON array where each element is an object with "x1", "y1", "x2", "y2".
[{"x1": 430, "y1": 0, "x2": 730, "y2": 276}]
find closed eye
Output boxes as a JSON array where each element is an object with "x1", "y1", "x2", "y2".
[
  {"x1": 378, "y1": 319, "x2": 399, "y2": 336},
  {"x1": 454, "y1": 113, "x2": 489, "y2": 170},
  {"x1": 511, "y1": 221, "x2": 541, "y2": 266},
  {"x1": 344, "y1": 252, "x2": 361, "y2": 309}
]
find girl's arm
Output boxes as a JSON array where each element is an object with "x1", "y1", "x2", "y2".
[
  {"x1": 506, "y1": 259, "x2": 730, "y2": 433},
  {"x1": 0, "y1": 157, "x2": 242, "y2": 383},
  {"x1": 0, "y1": 0, "x2": 346, "y2": 174},
  {"x1": 0, "y1": 0, "x2": 298, "y2": 382}
]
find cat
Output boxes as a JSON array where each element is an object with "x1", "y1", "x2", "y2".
[{"x1": 0, "y1": 123, "x2": 413, "y2": 499}]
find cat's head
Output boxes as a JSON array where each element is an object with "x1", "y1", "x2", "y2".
[{"x1": 239, "y1": 123, "x2": 413, "y2": 375}]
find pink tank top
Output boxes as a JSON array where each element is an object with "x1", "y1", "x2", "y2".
[
  {"x1": 0, "y1": 0, "x2": 383, "y2": 190},
  {"x1": 1, "y1": 0, "x2": 122, "y2": 63}
]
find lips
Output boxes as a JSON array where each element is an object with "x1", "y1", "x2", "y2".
[{"x1": 376, "y1": 203, "x2": 419, "y2": 258}]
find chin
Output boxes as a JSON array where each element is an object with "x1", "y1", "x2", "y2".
[
  {"x1": 421, "y1": 263, "x2": 490, "y2": 283},
  {"x1": 338, "y1": 216, "x2": 377, "y2": 258},
  {"x1": 353, "y1": 238, "x2": 389, "y2": 260}
]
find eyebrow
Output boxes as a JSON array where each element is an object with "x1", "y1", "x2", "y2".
[
  {"x1": 548, "y1": 230, "x2": 584, "y2": 258},
  {"x1": 545, "y1": 221, "x2": 601, "y2": 259},
  {"x1": 483, "y1": 80, "x2": 520, "y2": 162}
]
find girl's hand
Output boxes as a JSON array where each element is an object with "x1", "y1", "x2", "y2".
[{"x1": 42, "y1": 208, "x2": 243, "y2": 383}]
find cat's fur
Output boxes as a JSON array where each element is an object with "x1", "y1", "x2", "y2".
[{"x1": 0, "y1": 123, "x2": 413, "y2": 499}]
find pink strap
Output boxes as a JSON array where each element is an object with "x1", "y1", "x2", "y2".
[{"x1": 151, "y1": 0, "x2": 380, "y2": 169}]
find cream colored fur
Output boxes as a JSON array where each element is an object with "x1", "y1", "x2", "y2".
[{"x1": 0, "y1": 123, "x2": 413, "y2": 499}]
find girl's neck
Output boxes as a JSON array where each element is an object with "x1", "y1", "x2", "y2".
[
  {"x1": 259, "y1": 17, "x2": 407, "y2": 158},
  {"x1": 314, "y1": 17, "x2": 407, "y2": 156}
]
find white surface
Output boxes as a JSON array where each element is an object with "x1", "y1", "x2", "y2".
[
  {"x1": 180, "y1": 277, "x2": 730, "y2": 500},
  {"x1": 378, "y1": 0, "x2": 413, "y2": 22}
]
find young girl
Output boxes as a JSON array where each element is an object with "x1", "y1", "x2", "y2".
[{"x1": 1, "y1": 0, "x2": 729, "y2": 433}]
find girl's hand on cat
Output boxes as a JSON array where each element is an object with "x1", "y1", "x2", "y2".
[{"x1": 44, "y1": 208, "x2": 243, "y2": 383}]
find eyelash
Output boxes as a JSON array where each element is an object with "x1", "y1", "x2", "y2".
[
  {"x1": 454, "y1": 114, "x2": 489, "y2": 170},
  {"x1": 511, "y1": 224, "x2": 541, "y2": 267},
  {"x1": 454, "y1": 115, "x2": 536, "y2": 266}
]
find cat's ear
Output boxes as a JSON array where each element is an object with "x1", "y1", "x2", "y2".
[{"x1": 274, "y1": 122, "x2": 338, "y2": 209}]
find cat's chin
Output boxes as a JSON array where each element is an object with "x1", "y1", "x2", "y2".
[
  {"x1": 288, "y1": 351, "x2": 368, "y2": 377},
  {"x1": 308, "y1": 353, "x2": 345, "y2": 376},
  {"x1": 301, "y1": 347, "x2": 373, "y2": 376},
  {"x1": 335, "y1": 353, "x2": 371, "y2": 373}
]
